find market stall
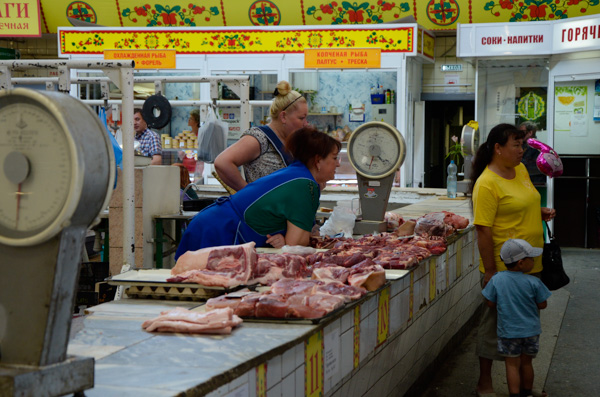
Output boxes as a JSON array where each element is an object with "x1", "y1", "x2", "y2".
[
  {"x1": 457, "y1": 15, "x2": 600, "y2": 247},
  {"x1": 67, "y1": 197, "x2": 481, "y2": 397},
  {"x1": 57, "y1": 22, "x2": 435, "y2": 188}
]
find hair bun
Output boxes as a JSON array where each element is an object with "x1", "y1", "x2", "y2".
[{"x1": 275, "y1": 80, "x2": 291, "y2": 97}]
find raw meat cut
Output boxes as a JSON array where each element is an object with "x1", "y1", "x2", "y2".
[
  {"x1": 287, "y1": 293, "x2": 345, "y2": 318},
  {"x1": 250, "y1": 253, "x2": 309, "y2": 285},
  {"x1": 442, "y1": 211, "x2": 469, "y2": 230},
  {"x1": 168, "y1": 242, "x2": 256, "y2": 287},
  {"x1": 347, "y1": 259, "x2": 386, "y2": 291},
  {"x1": 270, "y1": 279, "x2": 324, "y2": 296},
  {"x1": 142, "y1": 307, "x2": 242, "y2": 334},
  {"x1": 394, "y1": 220, "x2": 416, "y2": 236},
  {"x1": 311, "y1": 266, "x2": 351, "y2": 284},
  {"x1": 171, "y1": 242, "x2": 255, "y2": 275},
  {"x1": 384, "y1": 212, "x2": 404, "y2": 230},
  {"x1": 414, "y1": 212, "x2": 455, "y2": 237},
  {"x1": 316, "y1": 281, "x2": 366, "y2": 302}
]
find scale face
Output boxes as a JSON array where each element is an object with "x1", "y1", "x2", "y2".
[
  {"x1": 348, "y1": 121, "x2": 405, "y2": 179},
  {"x1": 347, "y1": 121, "x2": 406, "y2": 234},
  {"x1": 457, "y1": 121, "x2": 480, "y2": 194},
  {"x1": 0, "y1": 100, "x2": 77, "y2": 246},
  {"x1": 461, "y1": 122, "x2": 480, "y2": 156}
]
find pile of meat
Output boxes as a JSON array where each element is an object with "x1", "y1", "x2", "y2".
[
  {"x1": 142, "y1": 307, "x2": 242, "y2": 334},
  {"x1": 165, "y1": 210, "x2": 469, "y2": 320},
  {"x1": 205, "y1": 279, "x2": 366, "y2": 319}
]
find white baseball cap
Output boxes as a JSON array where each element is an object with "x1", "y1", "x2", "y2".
[{"x1": 500, "y1": 239, "x2": 543, "y2": 264}]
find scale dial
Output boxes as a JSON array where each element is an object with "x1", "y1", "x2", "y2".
[
  {"x1": 461, "y1": 122, "x2": 480, "y2": 156},
  {"x1": 0, "y1": 88, "x2": 114, "y2": 247},
  {"x1": 0, "y1": 102, "x2": 74, "y2": 244},
  {"x1": 347, "y1": 121, "x2": 406, "y2": 179}
]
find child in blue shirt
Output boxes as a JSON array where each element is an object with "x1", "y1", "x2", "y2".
[{"x1": 482, "y1": 239, "x2": 552, "y2": 397}]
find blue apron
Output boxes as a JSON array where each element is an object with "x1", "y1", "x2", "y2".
[{"x1": 175, "y1": 161, "x2": 316, "y2": 259}]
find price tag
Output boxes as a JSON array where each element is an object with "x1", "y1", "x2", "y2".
[
  {"x1": 429, "y1": 259, "x2": 436, "y2": 302},
  {"x1": 353, "y1": 306, "x2": 360, "y2": 368},
  {"x1": 305, "y1": 330, "x2": 324, "y2": 397},
  {"x1": 409, "y1": 272, "x2": 414, "y2": 321},
  {"x1": 457, "y1": 243, "x2": 463, "y2": 278},
  {"x1": 256, "y1": 363, "x2": 267, "y2": 397},
  {"x1": 377, "y1": 286, "x2": 390, "y2": 345}
]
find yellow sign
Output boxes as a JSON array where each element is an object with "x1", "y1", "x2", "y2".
[
  {"x1": 305, "y1": 330, "x2": 323, "y2": 397},
  {"x1": 104, "y1": 50, "x2": 176, "y2": 69},
  {"x1": 304, "y1": 48, "x2": 381, "y2": 68},
  {"x1": 256, "y1": 363, "x2": 267, "y2": 397},
  {"x1": 377, "y1": 286, "x2": 390, "y2": 345},
  {"x1": 429, "y1": 258, "x2": 436, "y2": 302},
  {"x1": 59, "y1": 27, "x2": 414, "y2": 55},
  {"x1": 0, "y1": 0, "x2": 41, "y2": 37},
  {"x1": 353, "y1": 306, "x2": 360, "y2": 369}
]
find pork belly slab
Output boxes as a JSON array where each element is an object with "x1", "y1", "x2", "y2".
[{"x1": 142, "y1": 307, "x2": 242, "y2": 334}]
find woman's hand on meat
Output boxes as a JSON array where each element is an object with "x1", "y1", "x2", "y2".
[
  {"x1": 266, "y1": 234, "x2": 286, "y2": 249},
  {"x1": 541, "y1": 207, "x2": 556, "y2": 221}
]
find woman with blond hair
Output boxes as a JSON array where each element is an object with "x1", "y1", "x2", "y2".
[{"x1": 214, "y1": 80, "x2": 308, "y2": 192}]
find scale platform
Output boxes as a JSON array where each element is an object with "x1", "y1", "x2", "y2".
[
  {"x1": 0, "y1": 356, "x2": 94, "y2": 397},
  {"x1": 353, "y1": 220, "x2": 387, "y2": 235}
]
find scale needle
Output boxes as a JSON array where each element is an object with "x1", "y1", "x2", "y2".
[
  {"x1": 15, "y1": 183, "x2": 22, "y2": 229},
  {"x1": 369, "y1": 156, "x2": 374, "y2": 169}
]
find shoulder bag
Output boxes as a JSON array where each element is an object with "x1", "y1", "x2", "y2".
[{"x1": 541, "y1": 221, "x2": 570, "y2": 291}]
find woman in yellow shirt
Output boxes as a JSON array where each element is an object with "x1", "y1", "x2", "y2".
[{"x1": 470, "y1": 123, "x2": 555, "y2": 397}]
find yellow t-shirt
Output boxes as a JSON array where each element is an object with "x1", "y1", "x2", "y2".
[{"x1": 473, "y1": 163, "x2": 543, "y2": 273}]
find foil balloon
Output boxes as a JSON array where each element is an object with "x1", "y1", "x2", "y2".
[{"x1": 527, "y1": 138, "x2": 563, "y2": 178}]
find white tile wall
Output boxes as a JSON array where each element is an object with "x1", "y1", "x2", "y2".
[
  {"x1": 266, "y1": 381, "x2": 281, "y2": 397},
  {"x1": 266, "y1": 355, "x2": 282, "y2": 390},
  {"x1": 340, "y1": 328, "x2": 354, "y2": 379},
  {"x1": 281, "y1": 348, "x2": 295, "y2": 379},
  {"x1": 281, "y1": 373, "x2": 294, "y2": 397},
  {"x1": 294, "y1": 367, "x2": 304, "y2": 397}
]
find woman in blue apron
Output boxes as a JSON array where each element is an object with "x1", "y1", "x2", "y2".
[
  {"x1": 213, "y1": 80, "x2": 308, "y2": 192},
  {"x1": 175, "y1": 127, "x2": 340, "y2": 259}
]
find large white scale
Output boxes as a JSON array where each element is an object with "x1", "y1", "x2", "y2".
[
  {"x1": 456, "y1": 121, "x2": 480, "y2": 195},
  {"x1": 0, "y1": 89, "x2": 115, "y2": 396},
  {"x1": 346, "y1": 121, "x2": 406, "y2": 235}
]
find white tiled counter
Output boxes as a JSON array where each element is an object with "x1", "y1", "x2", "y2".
[{"x1": 68, "y1": 196, "x2": 482, "y2": 397}]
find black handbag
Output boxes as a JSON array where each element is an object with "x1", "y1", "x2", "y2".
[{"x1": 541, "y1": 222, "x2": 570, "y2": 291}]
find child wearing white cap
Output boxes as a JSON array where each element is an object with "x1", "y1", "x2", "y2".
[{"x1": 482, "y1": 239, "x2": 552, "y2": 397}]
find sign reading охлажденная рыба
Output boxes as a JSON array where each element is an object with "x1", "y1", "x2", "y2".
[
  {"x1": 104, "y1": 50, "x2": 176, "y2": 69},
  {"x1": 0, "y1": 0, "x2": 41, "y2": 37}
]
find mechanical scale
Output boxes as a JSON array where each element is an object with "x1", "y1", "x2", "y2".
[
  {"x1": 0, "y1": 88, "x2": 115, "y2": 396},
  {"x1": 346, "y1": 121, "x2": 406, "y2": 235},
  {"x1": 456, "y1": 120, "x2": 480, "y2": 195}
]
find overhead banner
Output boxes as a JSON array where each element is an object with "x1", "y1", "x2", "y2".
[
  {"x1": 304, "y1": 48, "x2": 381, "y2": 68},
  {"x1": 59, "y1": 26, "x2": 415, "y2": 55},
  {"x1": 37, "y1": 1, "x2": 600, "y2": 34},
  {"x1": 0, "y1": 0, "x2": 42, "y2": 37}
]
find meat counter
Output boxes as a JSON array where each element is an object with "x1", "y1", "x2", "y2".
[{"x1": 68, "y1": 196, "x2": 481, "y2": 397}]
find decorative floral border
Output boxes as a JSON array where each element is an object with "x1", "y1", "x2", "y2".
[{"x1": 61, "y1": 27, "x2": 415, "y2": 54}]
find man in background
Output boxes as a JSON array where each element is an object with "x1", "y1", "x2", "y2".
[{"x1": 134, "y1": 108, "x2": 162, "y2": 165}]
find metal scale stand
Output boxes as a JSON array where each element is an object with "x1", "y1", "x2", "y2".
[
  {"x1": 456, "y1": 121, "x2": 480, "y2": 195},
  {"x1": 346, "y1": 121, "x2": 406, "y2": 235},
  {"x1": 0, "y1": 89, "x2": 115, "y2": 396}
]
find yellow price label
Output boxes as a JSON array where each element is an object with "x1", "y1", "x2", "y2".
[
  {"x1": 256, "y1": 363, "x2": 267, "y2": 397},
  {"x1": 353, "y1": 306, "x2": 360, "y2": 369},
  {"x1": 305, "y1": 330, "x2": 323, "y2": 397},
  {"x1": 429, "y1": 258, "x2": 436, "y2": 302},
  {"x1": 409, "y1": 272, "x2": 414, "y2": 321},
  {"x1": 377, "y1": 286, "x2": 390, "y2": 345}
]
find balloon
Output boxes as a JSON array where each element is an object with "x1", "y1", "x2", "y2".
[{"x1": 527, "y1": 138, "x2": 563, "y2": 178}]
